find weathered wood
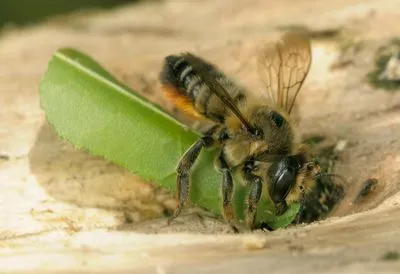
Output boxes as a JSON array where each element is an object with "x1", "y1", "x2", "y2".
[{"x1": 1, "y1": 0, "x2": 400, "y2": 272}]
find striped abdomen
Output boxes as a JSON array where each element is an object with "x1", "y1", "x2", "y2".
[{"x1": 160, "y1": 54, "x2": 244, "y2": 122}]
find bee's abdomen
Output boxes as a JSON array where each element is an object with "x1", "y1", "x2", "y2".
[
  {"x1": 161, "y1": 55, "x2": 203, "y2": 100},
  {"x1": 160, "y1": 54, "x2": 244, "y2": 122}
]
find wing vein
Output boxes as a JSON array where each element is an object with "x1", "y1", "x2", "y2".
[{"x1": 257, "y1": 32, "x2": 312, "y2": 115}]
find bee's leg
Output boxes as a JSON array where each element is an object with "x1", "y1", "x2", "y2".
[
  {"x1": 246, "y1": 175, "x2": 263, "y2": 229},
  {"x1": 242, "y1": 162, "x2": 263, "y2": 229},
  {"x1": 168, "y1": 134, "x2": 215, "y2": 224},
  {"x1": 217, "y1": 153, "x2": 238, "y2": 232}
]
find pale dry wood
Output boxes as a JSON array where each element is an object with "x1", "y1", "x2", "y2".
[{"x1": 1, "y1": 0, "x2": 400, "y2": 273}]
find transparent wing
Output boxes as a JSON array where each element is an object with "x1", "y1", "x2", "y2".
[{"x1": 257, "y1": 32, "x2": 312, "y2": 115}]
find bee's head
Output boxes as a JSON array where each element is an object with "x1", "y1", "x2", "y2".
[{"x1": 267, "y1": 154, "x2": 320, "y2": 215}]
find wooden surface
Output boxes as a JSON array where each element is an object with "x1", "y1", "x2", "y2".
[{"x1": 1, "y1": 0, "x2": 400, "y2": 272}]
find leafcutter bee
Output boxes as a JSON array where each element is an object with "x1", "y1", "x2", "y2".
[{"x1": 159, "y1": 32, "x2": 335, "y2": 230}]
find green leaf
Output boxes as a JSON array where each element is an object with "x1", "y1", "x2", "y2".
[{"x1": 39, "y1": 48, "x2": 299, "y2": 229}]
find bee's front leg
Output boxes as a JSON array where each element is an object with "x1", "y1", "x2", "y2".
[{"x1": 242, "y1": 161, "x2": 263, "y2": 229}]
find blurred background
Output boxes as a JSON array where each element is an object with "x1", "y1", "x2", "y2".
[{"x1": 0, "y1": 0, "x2": 140, "y2": 27}]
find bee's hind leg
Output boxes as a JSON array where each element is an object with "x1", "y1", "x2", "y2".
[{"x1": 168, "y1": 135, "x2": 214, "y2": 225}]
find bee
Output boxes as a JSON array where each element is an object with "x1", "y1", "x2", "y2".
[{"x1": 159, "y1": 32, "x2": 325, "y2": 230}]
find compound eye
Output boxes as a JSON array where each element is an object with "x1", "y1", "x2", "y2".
[
  {"x1": 268, "y1": 158, "x2": 296, "y2": 204},
  {"x1": 270, "y1": 111, "x2": 285, "y2": 128},
  {"x1": 272, "y1": 169, "x2": 295, "y2": 202}
]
